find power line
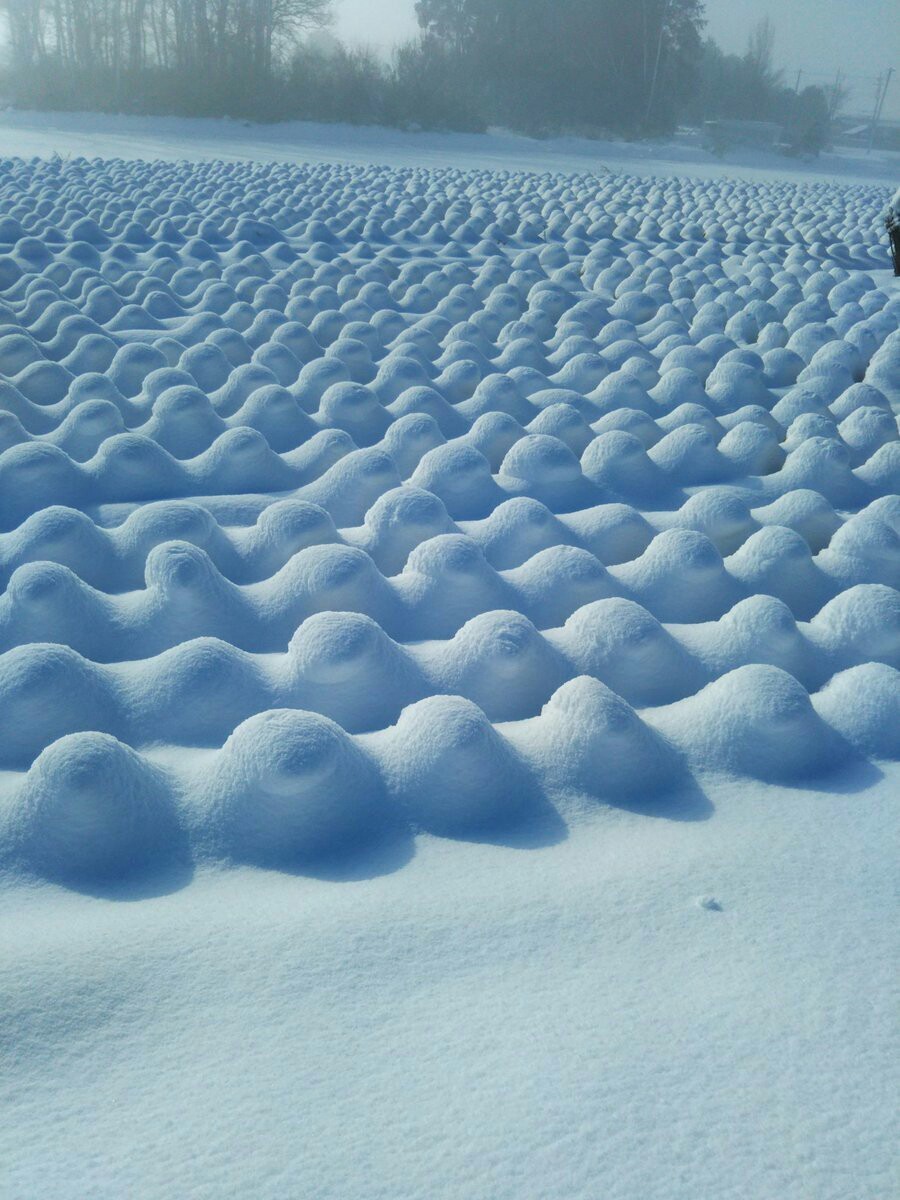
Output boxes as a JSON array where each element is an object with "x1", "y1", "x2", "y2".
[{"x1": 793, "y1": 70, "x2": 882, "y2": 79}]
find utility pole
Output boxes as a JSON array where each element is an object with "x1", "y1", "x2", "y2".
[
  {"x1": 867, "y1": 68, "x2": 894, "y2": 153},
  {"x1": 866, "y1": 73, "x2": 883, "y2": 154},
  {"x1": 874, "y1": 67, "x2": 894, "y2": 128},
  {"x1": 644, "y1": 0, "x2": 672, "y2": 128},
  {"x1": 794, "y1": 69, "x2": 803, "y2": 94},
  {"x1": 829, "y1": 70, "x2": 843, "y2": 118}
]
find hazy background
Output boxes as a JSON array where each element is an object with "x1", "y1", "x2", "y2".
[
  {"x1": 0, "y1": 0, "x2": 893, "y2": 144},
  {"x1": 335, "y1": 0, "x2": 900, "y2": 119}
]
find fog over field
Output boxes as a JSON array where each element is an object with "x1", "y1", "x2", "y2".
[{"x1": 333, "y1": 0, "x2": 900, "y2": 119}]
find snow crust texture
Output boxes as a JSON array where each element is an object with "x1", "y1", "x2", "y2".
[{"x1": 0, "y1": 156, "x2": 897, "y2": 887}]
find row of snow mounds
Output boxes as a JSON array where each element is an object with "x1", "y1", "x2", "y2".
[
  {"x1": 0, "y1": 170, "x2": 895, "y2": 429},
  {"x1": 0, "y1": 157, "x2": 887, "y2": 253},
  {"x1": 1, "y1": 515, "x2": 897, "y2": 661},
  {"x1": 0, "y1": 414, "x2": 897, "y2": 532},
  {"x1": 0, "y1": 269, "x2": 894, "y2": 415},
  {"x1": 1, "y1": 583, "x2": 897, "y2": 767},
  {"x1": 1, "y1": 487, "x2": 895, "y2": 592},
  {"x1": 0, "y1": 377, "x2": 896, "y2": 525},
  {"x1": 0, "y1": 286, "x2": 894, "y2": 440},
  {"x1": 0, "y1": 156, "x2": 897, "y2": 891},
  {"x1": 1, "y1": 660, "x2": 897, "y2": 888}
]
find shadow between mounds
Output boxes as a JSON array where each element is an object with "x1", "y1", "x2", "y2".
[
  {"x1": 404, "y1": 756, "x2": 571, "y2": 851},
  {"x1": 275, "y1": 822, "x2": 418, "y2": 884},
  {"x1": 725, "y1": 726, "x2": 887, "y2": 794},
  {"x1": 791, "y1": 753, "x2": 884, "y2": 796},
  {"x1": 35, "y1": 848, "x2": 196, "y2": 902},
  {"x1": 610, "y1": 774, "x2": 715, "y2": 822},
  {"x1": 435, "y1": 799, "x2": 571, "y2": 852}
]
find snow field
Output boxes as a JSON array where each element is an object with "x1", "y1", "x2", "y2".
[{"x1": 0, "y1": 155, "x2": 897, "y2": 892}]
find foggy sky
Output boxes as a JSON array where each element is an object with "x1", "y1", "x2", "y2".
[{"x1": 333, "y1": 0, "x2": 899, "y2": 120}]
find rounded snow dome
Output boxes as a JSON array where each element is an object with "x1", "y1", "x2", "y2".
[
  {"x1": 213, "y1": 709, "x2": 384, "y2": 865},
  {"x1": 18, "y1": 733, "x2": 179, "y2": 885}
]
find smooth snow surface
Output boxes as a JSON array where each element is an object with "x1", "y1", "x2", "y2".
[
  {"x1": 0, "y1": 107, "x2": 898, "y2": 186},
  {"x1": 0, "y1": 130, "x2": 897, "y2": 1199}
]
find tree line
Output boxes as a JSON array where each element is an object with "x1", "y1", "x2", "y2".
[
  {"x1": 0, "y1": 1, "x2": 331, "y2": 114},
  {"x1": 0, "y1": 0, "x2": 841, "y2": 150}
]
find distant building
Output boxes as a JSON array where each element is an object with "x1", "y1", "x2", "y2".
[{"x1": 833, "y1": 115, "x2": 900, "y2": 151}]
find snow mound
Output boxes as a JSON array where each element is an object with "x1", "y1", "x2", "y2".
[
  {"x1": 12, "y1": 731, "x2": 180, "y2": 885},
  {"x1": 205, "y1": 709, "x2": 386, "y2": 866}
]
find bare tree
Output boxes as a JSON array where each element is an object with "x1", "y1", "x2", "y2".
[
  {"x1": 745, "y1": 16, "x2": 780, "y2": 87},
  {"x1": 1, "y1": 0, "x2": 331, "y2": 82}
]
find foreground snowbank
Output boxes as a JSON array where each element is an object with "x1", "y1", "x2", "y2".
[{"x1": 2, "y1": 768, "x2": 898, "y2": 1200}]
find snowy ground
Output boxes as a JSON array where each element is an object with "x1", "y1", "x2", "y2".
[
  {"x1": 0, "y1": 117, "x2": 897, "y2": 1200},
  {"x1": 3, "y1": 776, "x2": 897, "y2": 1200},
  {"x1": 1, "y1": 106, "x2": 899, "y2": 185}
]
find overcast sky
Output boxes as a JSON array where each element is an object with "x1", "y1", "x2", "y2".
[{"x1": 333, "y1": 0, "x2": 900, "y2": 120}]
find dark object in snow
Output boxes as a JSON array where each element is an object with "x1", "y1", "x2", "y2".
[
  {"x1": 703, "y1": 119, "x2": 783, "y2": 157},
  {"x1": 885, "y1": 187, "x2": 900, "y2": 276}
]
